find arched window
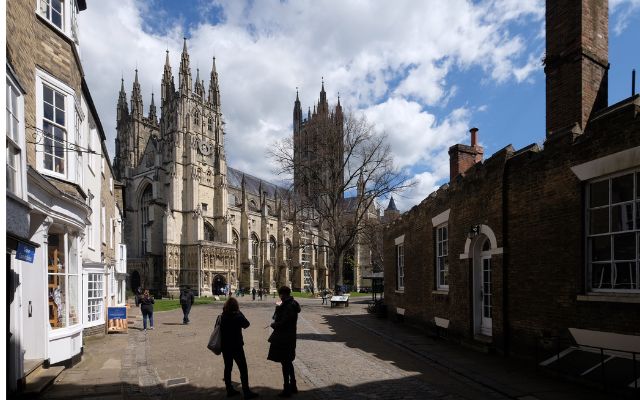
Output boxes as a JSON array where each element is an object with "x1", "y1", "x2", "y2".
[
  {"x1": 251, "y1": 234, "x2": 260, "y2": 267},
  {"x1": 269, "y1": 237, "x2": 277, "y2": 265},
  {"x1": 194, "y1": 110, "x2": 199, "y2": 125},
  {"x1": 204, "y1": 223, "x2": 216, "y2": 241},
  {"x1": 140, "y1": 185, "x2": 152, "y2": 255},
  {"x1": 208, "y1": 117, "x2": 212, "y2": 131},
  {"x1": 249, "y1": 199, "x2": 257, "y2": 210}
]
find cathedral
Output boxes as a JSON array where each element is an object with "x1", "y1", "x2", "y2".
[{"x1": 114, "y1": 40, "x2": 380, "y2": 296}]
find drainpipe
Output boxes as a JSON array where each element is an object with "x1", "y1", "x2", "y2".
[{"x1": 501, "y1": 157, "x2": 510, "y2": 356}]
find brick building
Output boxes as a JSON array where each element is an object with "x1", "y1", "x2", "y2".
[{"x1": 384, "y1": 0, "x2": 639, "y2": 362}]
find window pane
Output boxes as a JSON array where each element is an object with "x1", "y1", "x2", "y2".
[
  {"x1": 44, "y1": 86, "x2": 53, "y2": 104},
  {"x1": 590, "y1": 180, "x2": 609, "y2": 207},
  {"x1": 614, "y1": 233, "x2": 636, "y2": 260},
  {"x1": 55, "y1": 108, "x2": 65, "y2": 125},
  {"x1": 611, "y1": 203, "x2": 634, "y2": 232},
  {"x1": 68, "y1": 274, "x2": 79, "y2": 325},
  {"x1": 590, "y1": 208, "x2": 609, "y2": 234},
  {"x1": 44, "y1": 103, "x2": 53, "y2": 121},
  {"x1": 613, "y1": 262, "x2": 637, "y2": 289},
  {"x1": 591, "y1": 263, "x2": 612, "y2": 289},
  {"x1": 591, "y1": 236, "x2": 611, "y2": 261},
  {"x1": 612, "y1": 173, "x2": 634, "y2": 203}
]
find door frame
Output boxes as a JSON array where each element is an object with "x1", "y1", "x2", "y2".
[{"x1": 472, "y1": 235, "x2": 493, "y2": 337}]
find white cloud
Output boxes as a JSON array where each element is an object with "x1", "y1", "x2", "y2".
[{"x1": 78, "y1": 0, "x2": 546, "y2": 203}]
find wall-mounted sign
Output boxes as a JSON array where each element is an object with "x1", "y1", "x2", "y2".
[
  {"x1": 107, "y1": 307, "x2": 128, "y2": 333},
  {"x1": 16, "y1": 242, "x2": 35, "y2": 263}
]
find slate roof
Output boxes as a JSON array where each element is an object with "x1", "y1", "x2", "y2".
[{"x1": 227, "y1": 167, "x2": 289, "y2": 200}]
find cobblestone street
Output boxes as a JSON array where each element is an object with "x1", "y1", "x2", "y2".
[{"x1": 41, "y1": 297, "x2": 610, "y2": 400}]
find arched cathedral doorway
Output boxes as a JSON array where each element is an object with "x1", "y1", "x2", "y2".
[
  {"x1": 212, "y1": 274, "x2": 226, "y2": 295},
  {"x1": 131, "y1": 270, "x2": 141, "y2": 292}
]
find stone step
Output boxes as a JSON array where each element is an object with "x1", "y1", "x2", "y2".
[{"x1": 23, "y1": 365, "x2": 65, "y2": 395}]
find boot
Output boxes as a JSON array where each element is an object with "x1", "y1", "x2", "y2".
[
  {"x1": 226, "y1": 387, "x2": 240, "y2": 397},
  {"x1": 290, "y1": 379, "x2": 298, "y2": 394},
  {"x1": 243, "y1": 389, "x2": 259, "y2": 399},
  {"x1": 277, "y1": 384, "x2": 291, "y2": 398}
]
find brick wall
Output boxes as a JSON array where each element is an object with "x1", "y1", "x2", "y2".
[{"x1": 83, "y1": 324, "x2": 106, "y2": 338}]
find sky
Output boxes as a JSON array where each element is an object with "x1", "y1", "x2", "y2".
[{"x1": 78, "y1": 0, "x2": 640, "y2": 211}]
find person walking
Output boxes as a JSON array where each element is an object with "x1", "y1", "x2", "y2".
[
  {"x1": 267, "y1": 286, "x2": 301, "y2": 397},
  {"x1": 220, "y1": 297, "x2": 259, "y2": 399},
  {"x1": 252, "y1": 287, "x2": 256, "y2": 301},
  {"x1": 258, "y1": 288, "x2": 263, "y2": 301},
  {"x1": 139, "y1": 289, "x2": 155, "y2": 331},
  {"x1": 180, "y1": 286, "x2": 195, "y2": 324}
]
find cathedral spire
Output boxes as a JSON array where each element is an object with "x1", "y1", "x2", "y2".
[
  {"x1": 117, "y1": 77, "x2": 129, "y2": 123},
  {"x1": 162, "y1": 50, "x2": 174, "y2": 103},
  {"x1": 131, "y1": 69, "x2": 143, "y2": 116},
  {"x1": 179, "y1": 37, "x2": 192, "y2": 94},
  {"x1": 293, "y1": 87, "x2": 302, "y2": 133},
  {"x1": 208, "y1": 57, "x2": 220, "y2": 107},
  {"x1": 149, "y1": 91, "x2": 157, "y2": 122},
  {"x1": 194, "y1": 68, "x2": 204, "y2": 97},
  {"x1": 319, "y1": 77, "x2": 328, "y2": 115}
]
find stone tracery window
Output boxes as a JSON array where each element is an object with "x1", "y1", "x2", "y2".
[
  {"x1": 270, "y1": 237, "x2": 277, "y2": 265},
  {"x1": 140, "y1": 185, "x2": 152, "y2": 255},
  {"x1": 204, "y1": 222, "x2": 216, "y2": 241}
]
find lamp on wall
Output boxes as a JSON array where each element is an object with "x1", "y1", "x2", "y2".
[{"x1": 467, "y1": 224, "x2": 480, "y2": 239}]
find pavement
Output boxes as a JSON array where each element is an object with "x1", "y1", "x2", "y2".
[{"x1": 38, "y1": 296, "x2": 616, "y2": 400}]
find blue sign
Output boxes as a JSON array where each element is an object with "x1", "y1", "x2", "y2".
[
  {"x1": 16, "y1": 242, "x2": 35, "y2": 263},
  {"x1": 107, "y1": 307, "x2": 127, "y2": 320}
]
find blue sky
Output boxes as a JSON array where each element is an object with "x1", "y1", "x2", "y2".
[{"x1": 78, "y1": 0, "x2": 640, "y2": 211}]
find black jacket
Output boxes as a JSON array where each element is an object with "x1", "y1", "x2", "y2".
[
  {"x1": 139, "y1": 295, "x2": 154, "y2": 312},
  {"x1": 220, "y1": 311, "x2": 250, "y2": 351},
  {"x1": 180, "y1": 289, "x2": 195, "y2": 306},
  {"x1": 267, "y1": 296, "x2": 301, "y2": 362}
]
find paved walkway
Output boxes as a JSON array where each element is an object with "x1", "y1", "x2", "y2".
[{"x1": 39, "y1": 296, "x2": 613, "y2": 400}]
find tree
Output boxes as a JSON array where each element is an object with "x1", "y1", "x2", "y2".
[{"x1": 271, "y1": 111, "x2": 413, "y2": 289}]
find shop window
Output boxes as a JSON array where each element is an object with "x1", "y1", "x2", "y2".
[
  {"x1": 47, "y1": 232, "x2": 79, "y2": 329},
  {"x1": 87, "y1": 273, "x2": 103, "y2": 322}
]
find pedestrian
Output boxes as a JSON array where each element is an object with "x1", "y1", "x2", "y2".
[
  {"x1": 139, "y1": 289, "x2": 155, "y2": 331},
  {"x1": 220, "y1": 297, "x2": 259, "y2": 399},
  {"x1": 180, "y1": 286, "x2": 195, "y2": 324},
  {"x1": 267, "y1": 286, "x2": 301, "y2": 397},
  {"x1": 252, "y1": 287, "x2": 256, "y2": 300},
  {"x1": 321, "y1": 289, "x2": 327, "y2": 305},
  {"x1": 258, "y1": 288, "x2": 263, "y2": 301},
  {"x1": 135, "y1": 286, "x2": 143, "y2": 307}
]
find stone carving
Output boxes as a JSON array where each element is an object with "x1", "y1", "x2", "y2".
[{"x1": 192, "y1": 203, "x2": 202, "y2": 219}]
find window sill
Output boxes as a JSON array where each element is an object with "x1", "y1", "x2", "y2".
[
  {"x1": 395, "y1": 290, "x2": 405, "y2": 294},
  {"x1": 432, "y1": 290, "x2": 449, "y2": 295},
  {"x1": 577, "y1": 293, "x2": 640, "y2": 304}
]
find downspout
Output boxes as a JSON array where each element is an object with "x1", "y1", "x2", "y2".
[{"x1": 501, "y1": 158, "x2": 510, "y2": 356}]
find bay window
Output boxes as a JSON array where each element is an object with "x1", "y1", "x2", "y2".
[{"x1": 47, "y1": 232, "x2": 79, "y2": 329}]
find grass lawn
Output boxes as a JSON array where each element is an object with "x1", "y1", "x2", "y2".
[{"x1": 153, "y1": 297, "x2": 217, "y2": 312}]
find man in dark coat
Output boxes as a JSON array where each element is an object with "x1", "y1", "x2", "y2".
[
  {"x1": 252, "y1": 287, "x2": 256, "y2": 300},
  {"x1": 180, "y1": 286, "x2": 195, "y2": 324},
  {"x1": 267, "y1": 286, "x2": 301, "y2": 397}
]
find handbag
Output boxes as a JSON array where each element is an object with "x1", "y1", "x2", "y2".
[{"x1": 207, "y1": 314, "x2": 222, "y2": 355}]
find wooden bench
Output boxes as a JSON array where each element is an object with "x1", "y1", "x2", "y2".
[{"x1": 330, "y1": 294, "x2": 350, "y2": 307}]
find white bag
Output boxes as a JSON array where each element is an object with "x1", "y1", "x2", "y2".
[{"x1": 207, "y1": 314, "x2": 222, "y2": 355}]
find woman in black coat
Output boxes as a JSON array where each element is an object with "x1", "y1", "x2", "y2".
[
  {"x1": 139, "y1": 289, "x2": 155, "y2": 331},
  {"x1": 268, "y1": 286, "x2": 301, "y2": 397},
  {"x1": 220, "y1": 297, "x2": 258, "y2": 398}
]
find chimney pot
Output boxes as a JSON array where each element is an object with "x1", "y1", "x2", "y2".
[{"x1": 470, "y1": 127, "x2": 479, "y2": 147}]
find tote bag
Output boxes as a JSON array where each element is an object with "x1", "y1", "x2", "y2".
[{"x1": 207, "y1": 314, "x2": 222, "y2": 355}]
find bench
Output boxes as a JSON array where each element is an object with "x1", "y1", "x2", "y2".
[{"x1": 330, "y1": 294, "x2": 350, "y2": 307}]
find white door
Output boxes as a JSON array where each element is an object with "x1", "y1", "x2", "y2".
[{"x1": 480, "y1": 256, "x2": 492, "y2": 335}]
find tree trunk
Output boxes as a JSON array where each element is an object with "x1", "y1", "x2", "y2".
[{"x1": 334, "y1": 252, "x2": 344, "y2": 290}]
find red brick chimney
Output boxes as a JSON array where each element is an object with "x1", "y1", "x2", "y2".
[
  {"x1": 449, "y1": 128, "x2": 484, "y2": 181},
  {"x1": 545, "y1": 0, "x2": 609, "y2": 137}
]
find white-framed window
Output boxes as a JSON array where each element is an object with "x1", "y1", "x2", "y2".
[
  {"x1": 101, "y1": 204, "x2": 106, "y2": 244},
  {"x1": 109, "y1": 177, "x2": 113, "y2": 193},
  {"x1": 109, "y1": 218, "x2": 114, "y2": 249},
  {"x1": 47, "y1": 231, "x2": 79, "y2": 329},
  {"x1": 270, "y1": 237, "x2": 277, "y2": 265},
  {"x1": 37, "y1": 0, "x2": 80, "y2": 43},
  {"x1": 587, "y1": 170, "x2": 640, "y2": 292},
  {"x1": 36, "y1": 70, "x2": 78, "y2": 182},
  {"x1": 86, "y1": 272, "x2": 103, "y2": 323},
  {"x1": 396, "y1": 243, "x2": 404, "y2": 291},
  {"x1": 86, "y1": 189, "x2": 95, "y2": 249},
  {"x1": 436, "y1": 224, "x2": 449, "y2": 290},
  {"x1": 6, "y1": 76, "x2": 25, "y2": 197}
]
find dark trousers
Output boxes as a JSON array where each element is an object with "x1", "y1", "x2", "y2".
[
  {"x1": 141, "y1": 309, "x2": 153, "y2": 329},
  {"x1": 181, "y1": 304, "x2": 192, "y2": 323},
  {"x1": 281, "y1": 360, "x2": 295, "y2": 386},
  {"x1": 223, "y1": 348, "x2": 249, "y2": 392}
]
